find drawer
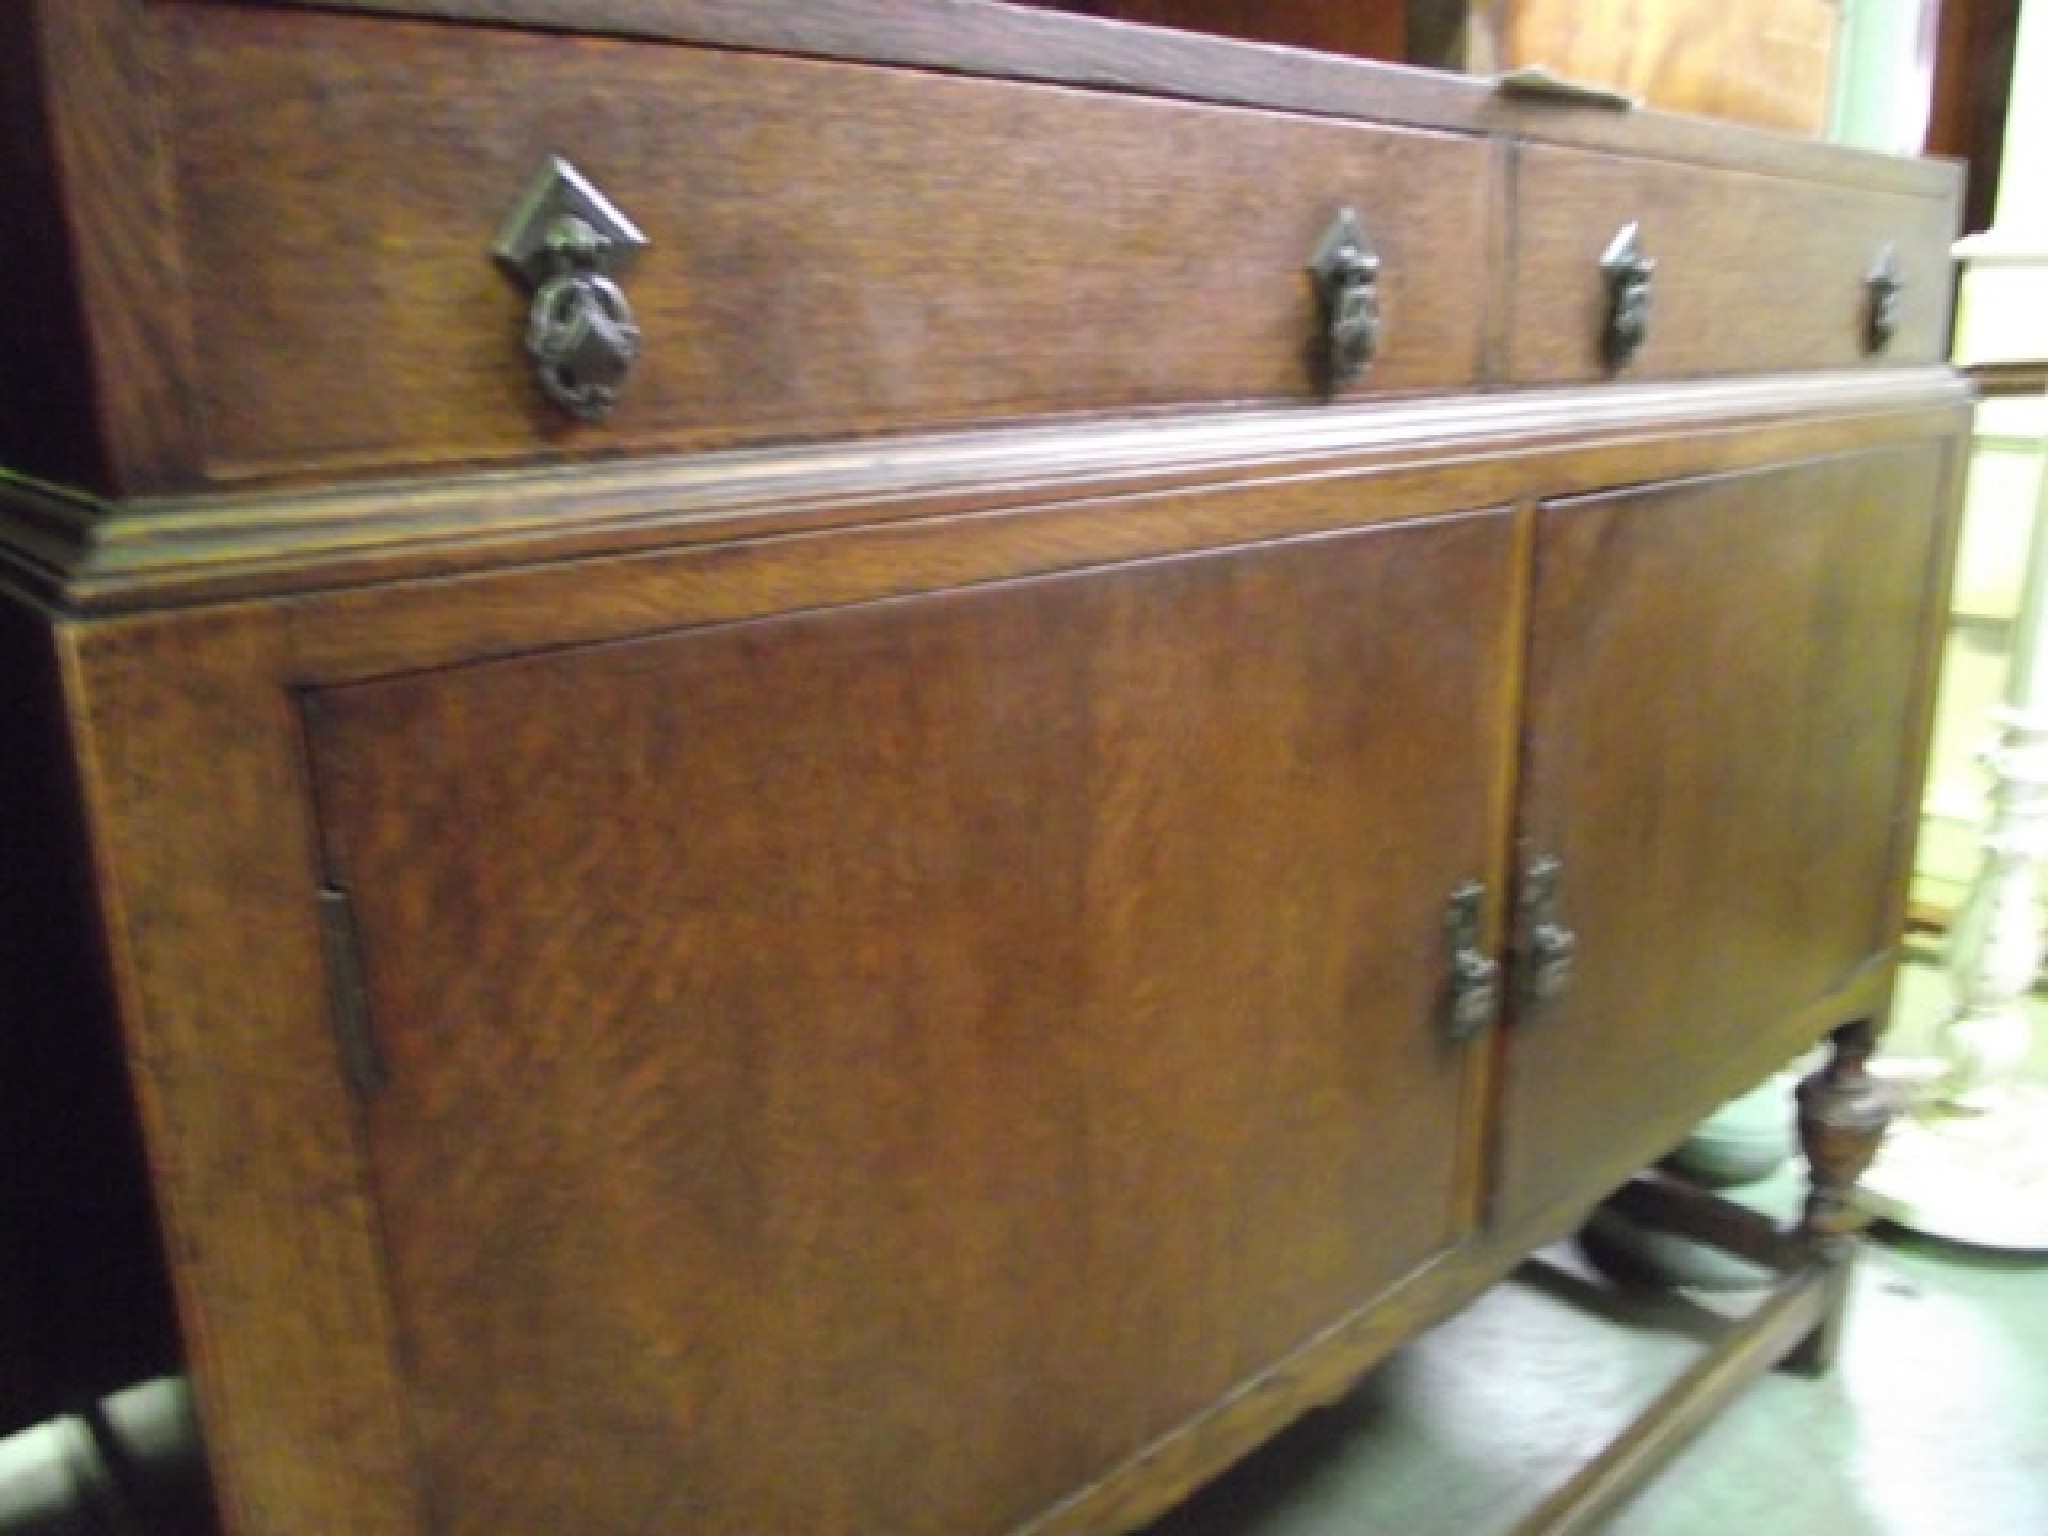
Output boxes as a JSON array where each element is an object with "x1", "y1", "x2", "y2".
[
  {"x1": 160, "y1": 7, "x2": 1493, "y2": 484},
  {"x1": 1506, "y1": 144, "x2": 1958, "y2": 384}
]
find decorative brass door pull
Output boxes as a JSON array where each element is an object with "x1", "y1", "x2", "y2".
[
  {"x1": 1310, "y1": 207, "x2": 1383, "y2": 391},
  {"x1": 1600, "y1": 222, "x2": 1655, "y2": 372},
  {"x1": 1519, "y1": 855, "x2": 1578, "y2": 1006},
  {"x1": 494, "y1": 157, "x2": 650, "y2": 423},
  {"x1": 1866, "y1": 244, "x2": 1904, "y2": 355},
  {"x1": 1444, "y1": 881, "x2": 1501, "y2": 1043}
]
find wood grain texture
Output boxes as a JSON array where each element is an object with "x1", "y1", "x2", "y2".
[
  {"x1": 162, "y1": 4, "x2": 1491, "y2": 485},
  {"x1": 4, "y1": 0, "x2": 1961, "y2": 502},
  {"x1": 5, "y1": 0, "x2": 1963, "y2": 501},
  {"x1": 0, "y1": 370, "x2": 1973, "y2": 616},
  {"x1": 23, "y1": 0, "x2": 207, "y2": 493},
  {"x1": 228, "y1": 0, "x2": 1959, "y2": 196},
  {"x1": 1013, "y1": 0, "x2": 1407, "y2": 62},
  {"x1": 1498, "y1": 445, "x2": 1950, "y2": 1225},
  {"x1": 265, "y1": 401, "x2": 1971, "y2": 696},
  {"x1": 1501, "y1": 0, "x2": 1840, "y2": 135},
  {"x1": 32, "y1": 397, "x2": 1968, "y2": 1536},
  {"x1": 0, "y1": 10, "x2": 1977, "y2": 1532},
  {"x1": 60, "y1": 610, "x2": 427, "y2": 1536},
  {"x1": 305, "y1": 512, "x2": 1517, "y2": 1535},
  {"x1": 1508, "y1": 144, "x2": 1958, "y2": 383}
]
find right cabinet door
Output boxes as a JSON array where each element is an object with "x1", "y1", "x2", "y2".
[{"x1": 1497, "y1": 442, "x2": 1952, "y2": 1225}]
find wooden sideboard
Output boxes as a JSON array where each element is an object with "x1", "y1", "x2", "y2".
[{"x1": 0, "y1": 3, "x2": 1969, "y2": 1533}]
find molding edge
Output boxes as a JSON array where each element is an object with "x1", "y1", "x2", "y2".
[{"x1": 1, "y1": 371, "x2": 1975, "y2": 615}]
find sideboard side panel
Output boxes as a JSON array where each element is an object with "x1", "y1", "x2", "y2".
[
  {"x1": 61, "y1": 610, "x2": 429, "y2": 1536},
  {"x1": 10, "y1": 0, "x2": 208, "y2": 494},
  {"x1": 0, "y1": 597, "x2": 183, "y2": 1433}
]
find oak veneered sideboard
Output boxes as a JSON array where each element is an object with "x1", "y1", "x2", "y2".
[{"x1": 0, "y1": 3, "x2": 1968, "y2": 1532}]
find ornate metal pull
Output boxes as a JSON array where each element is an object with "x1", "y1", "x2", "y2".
[
  {"x1": 1599, "y1": 222, "x2": 1655, "y2": 372},
  {"x1": 494, "y1": 157, "x2": 650, "y2": 423},
  {"x1": 1866, "y1": 244, "x2": 1904, "y2": 355},
  {"x1": 1309, "y1": 208, "x2": 1383, "y2": 392},
  {"x1": 1443, "y1": 881, "x2": 1501, "y2": 1043},
  {"x1": 1519, "y1": 855, "x2": 1578, "y2": 1007}
]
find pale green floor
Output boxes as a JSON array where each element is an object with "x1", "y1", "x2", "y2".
[{"x1": 1138, "y1": 1230, "x2": 2048, "y2": 1536}]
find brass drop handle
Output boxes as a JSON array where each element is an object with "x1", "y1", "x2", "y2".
[
  {"x1": 494, "y1": 157, "x2": 650, "y2": 423},
  {"x1": 1519, "y1": 855, "x2": 1578, "y2": 1006},
  {"x1": 1599, "y1": 222, "x2": 1655, "y2": 371},
  {"x1": 1866, "y1": 244, "x2": 1904, "y2": 354},
  {"x1": 526, "y1": 233, "x2": 642, "y2": 422},
  {"x1": 1309, "y1": 208, "x2": 1383, "y2": 392},
  {"x1": 1443, "y1": 881, "x2": 1501, "y2": 1043}
]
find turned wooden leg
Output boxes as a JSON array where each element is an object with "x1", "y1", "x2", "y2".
[
  {"x1": 1786, "y1": 1018, "x2": 1895, "y2": 1374},
  {"x1": 1518, "y1": 1025, "x2": 1904, "y2": 1533}
]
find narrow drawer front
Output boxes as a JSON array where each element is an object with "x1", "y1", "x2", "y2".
[
  {"x1": 164, "y1": 9, "x2": 1492, "y2": 483},
  {"x1": 1507, "y1": 144, "x2": 1958, "y2": 384}
]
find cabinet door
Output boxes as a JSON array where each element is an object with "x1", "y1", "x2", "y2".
[
  {"x1": 306, "y1": 510, "x2": 1518, "y2": 1536},
  {"x1": 1499, "y1": 444, "x2": 1949, "y2": 1226}
]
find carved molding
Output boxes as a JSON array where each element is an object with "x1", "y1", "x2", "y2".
[{"x1": 0, "y1": 369, "x2": 1972, "y2": 615}]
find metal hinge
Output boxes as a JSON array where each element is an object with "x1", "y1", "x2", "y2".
[{"x1": 318, "y1": 886, "x2": 388, "y2": 1098}]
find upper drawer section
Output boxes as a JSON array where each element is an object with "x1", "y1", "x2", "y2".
[
  {"x1": 162, "y1": 8, "x2": 1492, "y2": 485},
  {"x1": 1506, "y1": 145, "x2": 1958, "y2": 384}
]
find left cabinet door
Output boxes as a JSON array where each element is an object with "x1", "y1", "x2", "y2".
[{"x1": 305, "y1": 508, "x2": 1519, "y2": 1536}]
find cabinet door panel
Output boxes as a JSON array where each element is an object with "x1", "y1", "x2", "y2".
[
  {"x1": 307, "y1": 510, "x2": 1517, "y2": 1536},
  {"x1": 1500, "y1": 446, "x2": 1947, "y2": 1225}
]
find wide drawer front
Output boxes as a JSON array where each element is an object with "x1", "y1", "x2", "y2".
[
  {"x1": 1507, "y1": 144, "x2": 1957, "y2": 383},
  {"x1": 163, "y1": 8, "x2": 1491, "y2": 483}
]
